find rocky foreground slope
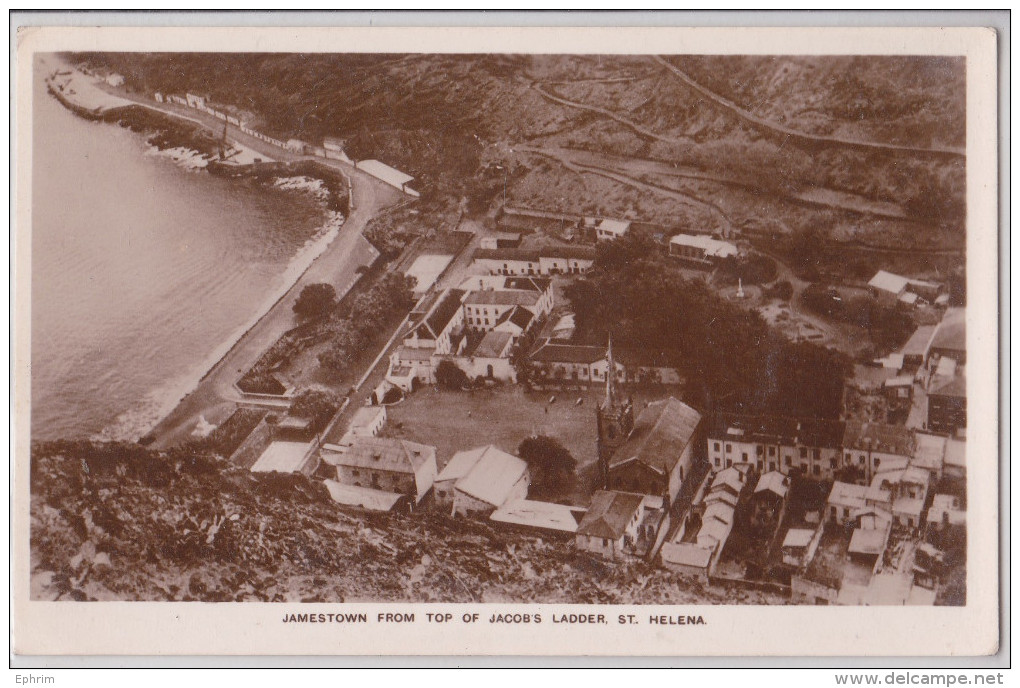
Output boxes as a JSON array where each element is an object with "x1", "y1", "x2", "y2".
[{"x1": 30, "y1": 441, "x2": 784, "y2": 605}]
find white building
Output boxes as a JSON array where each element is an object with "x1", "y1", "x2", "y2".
[{"x1": 669, "y1": 234, "x2": 739, "y2": 265}]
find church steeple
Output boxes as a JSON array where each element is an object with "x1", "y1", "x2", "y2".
[
  {"x1": 605, "y1": 333, "x2": 616, "y2": 410},
  {"x1": 596, "y1": 333, "x2": 634, "y2": 489}
]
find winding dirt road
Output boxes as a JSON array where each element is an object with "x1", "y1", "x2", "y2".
[{"x1": 652, "y1": 55, "x2": 966, "y2": 159}]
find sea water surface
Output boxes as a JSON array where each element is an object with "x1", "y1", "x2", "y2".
[{"x1": 31, "y1": 67, "x2": 329, "y2": 441}]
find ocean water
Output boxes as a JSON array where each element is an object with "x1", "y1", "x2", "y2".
[{"x1": 30, "y1": 67, "x2": 330, "y2": 441}]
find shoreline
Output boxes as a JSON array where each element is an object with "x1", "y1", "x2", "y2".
[
  {"x1": 43, "y1": 65, "x2": 355, "y2": 444},
  {"x1": 98, "y1": 209, "x2": 346, "y2": 444}
]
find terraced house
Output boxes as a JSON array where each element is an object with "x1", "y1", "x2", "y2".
[{"x1": 705, "y1": 413, "x2": 846, "y2": 480}]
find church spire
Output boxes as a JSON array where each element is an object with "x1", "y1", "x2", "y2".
[{"x1": 605, "y1": 333, "x2": 616, "y2": 409}]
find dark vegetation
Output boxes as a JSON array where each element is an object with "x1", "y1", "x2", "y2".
[
  {"x1": 191, "y1": 408, "x2": 268, "y2": 458},
  {"x1": 802, "y1": 284, "x2": 915, "y2": 351},
  {"x1": 289, "y1": 388, "x2": 343, "y2": 433},
  {"x1": 317, "y1": 272, "x2": 417, "y2": 376},
  {"x1": 565, "y1": 235, "x2": 851, "y2": 419},
  {"x1": 293, "y1": 283, "x2": 337, "y2": 321},
  {"x1": 435, "y1": 360, "x2": 470, "y2": 391},
  {"x1": 517, "y1": 435, "x2": 578, "y2": 501}
]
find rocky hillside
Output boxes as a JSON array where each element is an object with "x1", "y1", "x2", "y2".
[
  {"x1": 30, "y1": 441, "x2": 785, "y2": 604},
  {"x1": 71, "y1": 51, "x2": 967, "y2": 279}
]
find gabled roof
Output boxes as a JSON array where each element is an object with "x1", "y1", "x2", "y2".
[
  {"x1": 529, "y1": 341, "x2": 606, "y2": 364},
  {"x1": 609, "y1": 398, "x2": 702, "y2": 473},
  {"x1": 576, "y1": 490, "x2": 644, "y2": 539},
  {"x1": 453, "y1": 445, "x2": 529, "y2": 507},
  {"x1": 710, "y1": 467, "x2": 746, "y2": 495},
  {"x1": 471, "y1": 330, "x2": 513, "y2": 359},
  {"x1": 754, "y1": 471, "x2": 790, "y2": 500},
  {"x1": 464, "y1": 289, "x2": 540, "y2": 307},
  {"x1": 339, "y1": 436, "x2": 435, "y2": 476},
  {"x1": 411, "y1": 289, "x2": 465, "y2": 341},
  {"x1": 493, "y1": 305, "x2": 535, "y2": 332},
  {"x1": 437, "y1": 446, "x2": 489, "y2": 483}
]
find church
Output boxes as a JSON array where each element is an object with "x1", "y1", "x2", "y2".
[{"x1": 596, "y1": 337, "x2": 704, "y2": 507}]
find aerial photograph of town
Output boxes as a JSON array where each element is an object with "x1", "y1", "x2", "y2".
[{"x1": 29, "y1": 50, "x2": 968, "y2": 607}]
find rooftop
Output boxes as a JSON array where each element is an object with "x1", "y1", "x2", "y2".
[
  {"x1": 931, "y1": 375, "x2": 966, "y2": 398},
  {"x1": 464, "y1": 289, "x2": 541, "y2": 307},
  {"x1": 454, "y1": 445, "x2": 529, "y2": 507},
  {"x1": 493, "y1": 305, "x2": 534, "y2": 332},
  {"x1": 754, "y1": 471, "x2": 791, "y2": 500},
  {"x1": 474, "y1": 246, "x2": 596, "y2": 262},
  {"x1": 932, "y1": 307, "x2": 966, "y2": 353},
  {"x1": 338, "y1": 436, "x2": 435, "y2": 475},
  {"x1": 828, "y1": 481, "x2": 869, "y2": 509},
  {"x1": 529, "y1": 341, "x2": 606, "y2": 364},
  {"x1": 410, "y1": 288, "x2": 466, "y2": 341},
  {"x1": 250, "y1": 441, "x2": 314, "y2": 474},
  {"x1": 660, "y1": 542, "x2": 714, "y2": 569},
  {"x1": 901, "y1": 325, "x2": 938, "y2": 358},
  {"x1": 577, "y1": 490, "x2": 645, "y2": 539},
  {"x1": 669, "y1": 233, "x2": 739, "y2": 258},
  {"x1": 783, "y1": 528, "x2": 815, "y2": 549},
  {"x1": 357, "y1": 159, "x2": 414, "y2": 187},
  {"x1": 848, "y1": 527, "x2": 889, "y2": 556},
  {"x1": 843, "y1": 421, "x2": 915, "y2": 456},
  {"x1": 471, "y1": 330, "x2": 514, "y2": 359},
  {"x1": 490, "y1": 499, "x2": 587, "y2": 534},
  {"x1": 868, "y1": 270, "x2": 910, "y2": 295},
  {"x1": 322, "y1": 481, "x2": 406, "y2": 512},
  {"x1": 609, "y1": 398, "x2": 702, "y2": 474}
]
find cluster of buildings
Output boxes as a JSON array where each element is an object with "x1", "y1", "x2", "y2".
[
  {"x1": 867, "y1": 270, "x2": 947, "y2": 308},
  {"x1": 876, "y1": 306, "x2": 967, "y2": 436},
  {"x1": 384, "y1": 275, "x2": 554, "y2": 390}
]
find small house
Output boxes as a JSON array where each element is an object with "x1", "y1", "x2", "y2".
[
  {"x1": 332, "y1": 437, "x2": 437, "y2": 505},
  {"x1": 575, "y1": 490, "x2": 656, "y2": 560}
]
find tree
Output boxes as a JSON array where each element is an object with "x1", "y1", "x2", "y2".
[
  {"x1": 435, "y1": 360, "x2": 469, "y2": 390},
  {"x1": 293, "y1": 283, "x2": 337, "y2": 321},
  {"x1": 290, "y1": 388, "x2": 342, "y2": 432},
  {"x1": 517, "y1": 436, "x2": 577, "y2": 499}
]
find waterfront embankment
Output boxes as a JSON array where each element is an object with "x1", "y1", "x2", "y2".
[{"x1": 41, "y1": 59, "x2": 405, "y2": 444}]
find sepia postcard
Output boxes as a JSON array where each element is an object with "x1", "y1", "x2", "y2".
[{"x1": 12, "y1": 22, "x2": 1001, "y2": 657}]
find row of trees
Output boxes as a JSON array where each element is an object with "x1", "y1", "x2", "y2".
[
  {"x1": 316, "y1": 273, "x2": 417, "y2": 377},
  {"x1": 565, "y1": 235, "x2": 851, "y2": 419}
]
